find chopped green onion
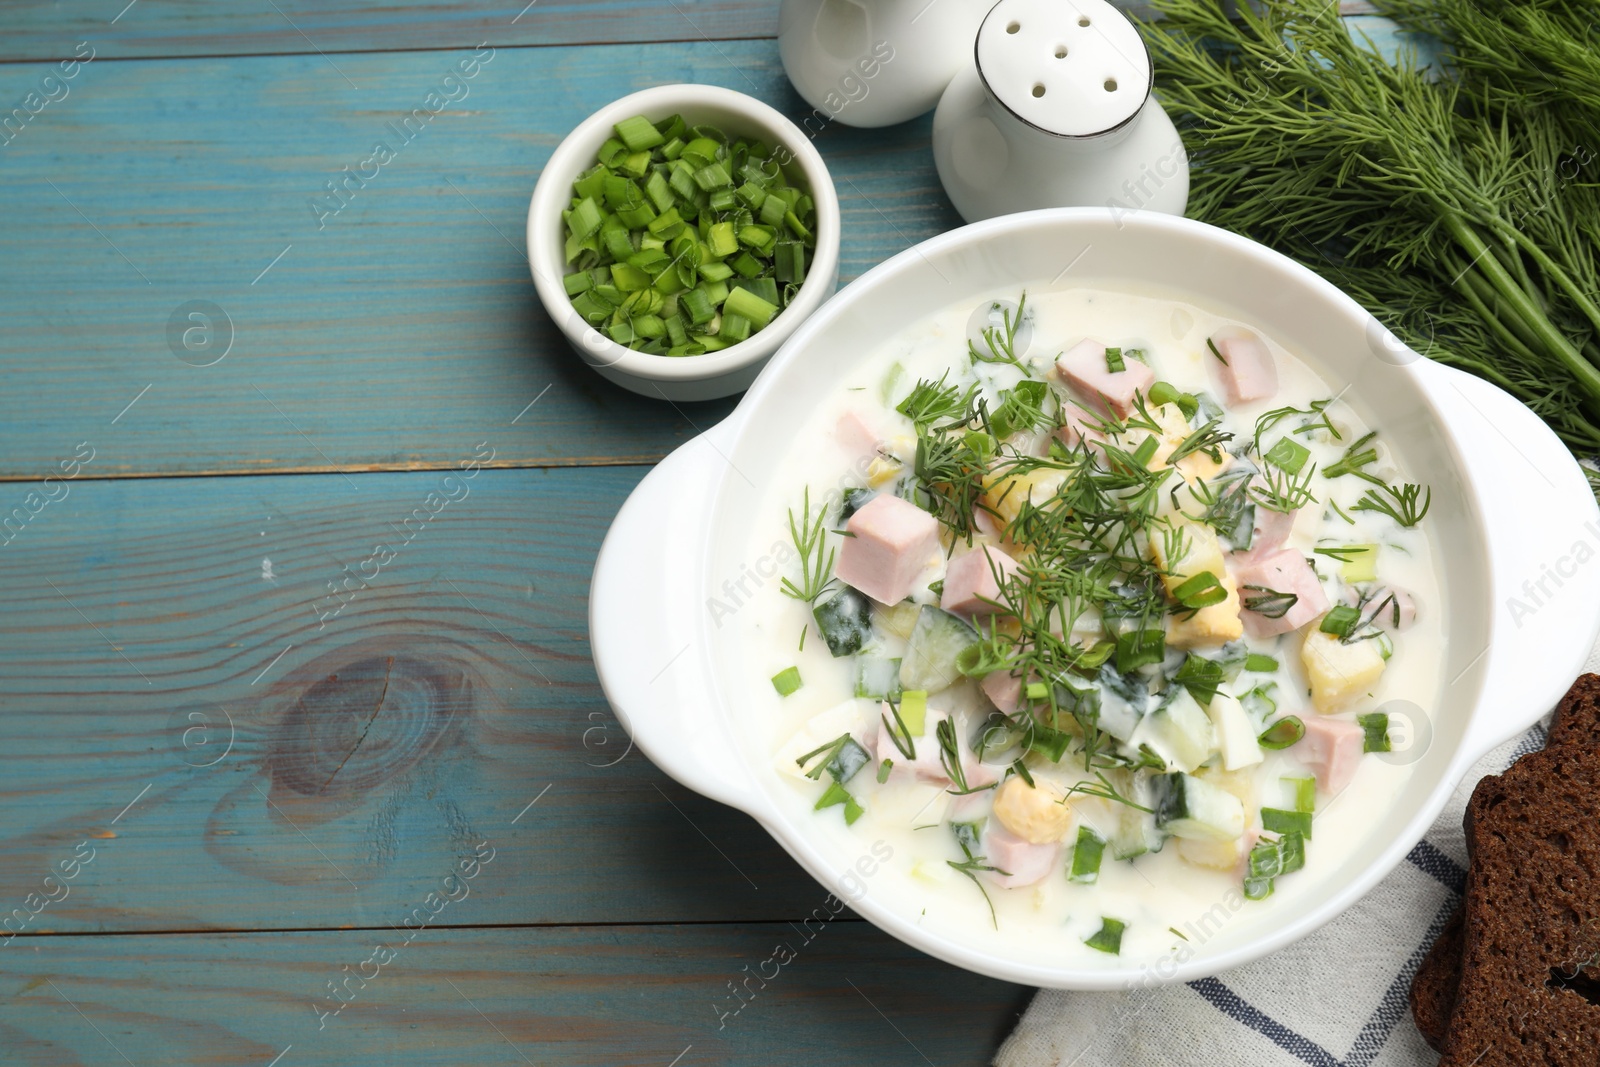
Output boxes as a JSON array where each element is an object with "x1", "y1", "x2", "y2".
[
  {"x1": 1172, "y1": 571, "x2": 1228, "y2": 611},
  {"x1": 1261, "y1": 807, "x2": 1313, "y2": 839},
  {"x1": 564, "y1": 114, "x2": 816, "y2": 355},
  {"x1": 1115, "y1": 627, "x2": 1166, "y2": 673},
  {"x1": 1105, "y1": 346, "x2": 1126, "y2": 373},
  {"x1": 877, "y1": 759, "x2": 892, "y2": 784},
  {"x1": 1173, "y1": 652, "x2": 1225, "y2": 705},
  {"x1": 1084, "y1": 917, "x2": 1126, "y2": 955},
  {"x1": 1337, "y1": 544, "x2": 1380, "y2": 582},
  {"x1": 723, "y1": 285, "x2": 779, "y2": 329},
  {"x1": 680, "y1": 287, "x2": 715, "y2": 326},
  {"x1": 1279, "y1": 831, "x2": 1306, "y2": 874},
  {"x1": 1320, "y1": 604, "x2": 1361, "y2": 639},
  {"x1": 1258, "y1": 715, "x2": 1305, "y2": 750},
  {"x1": 1069, "y1": 827, "x2": 1106, "y2": 884},
  {"x1": 611, "y1": 117, "x2": 662, "y2": 151},
  {"x1": 898, "y1": 690, "x2": 927, "y2": 736},
  {"x1": 770, "y1": 666, "x2": 802, "y2": 697},
  {"x1": 1130, "y1": 435, "x2": 1160, "y2": 468},
  {"x1": 759, "y1": 194, "x2": 787, "y2": 228},
  {"x1": 1264, "y1": 436, "x2": 1312, "y2": 475},
  {"x1": 1284, "y1": 775, "x2": 1316, "y2": 813},
  {"x1": 814, "y1": 781, "x2": 864, "y2": 824},
  {"x1": 566, "y1": 197, "x2": 604, "y2": 241},
  {"x1": 1025, "y1": 722, "x2": 1072, "y2": 762},
  {"x1": 1149, "y1": 381, "x2": 1199, "y2": 418},
  {"x1": 1024, "y1": 681, "x2": 1049, "y2": 700},
  {"x1": 1358, "y1": 712, "x2": 1391, "y2": 753}
]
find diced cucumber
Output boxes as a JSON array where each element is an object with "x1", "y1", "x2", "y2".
[
  {"x1": 1094, "y1": 664, "x2": 1148, "y2": 743},
  {"x1": 1204, "y1": 691, "x2": 1264, "y2": 771},
  {"x1": 853, "y1": 653, "x2": 902, "y2": 700},
  {"x1": 1135, "y1": 687, "x2": 1218, "y2": 774},
  {"x1": 1152, "y1": 772, "x2": 1246, "y2": 841},
  {"x1": 841, "y1": 487, "x2": 878, "y2": 520},
  {"x1": 813, "y1": 588, "x2": 873, "y2": 657},
  {"x1": 1107, "y1": 772, "x2": 1167, "y2": 860},
  {"x1": 899, "y1": 606, "x2": 979, "y2": 693}
]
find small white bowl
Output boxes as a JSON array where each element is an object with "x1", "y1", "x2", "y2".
[{"x1": 528, "y1": 84, "x2": 841, "y2": 402}]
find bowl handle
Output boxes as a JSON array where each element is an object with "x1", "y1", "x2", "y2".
[
  {"x1": 590, "y1": 424, "x2": 765, "y2": 816},
  {"x1": 1435, "y1": 365, "x2": 1600, "y2": 763}
]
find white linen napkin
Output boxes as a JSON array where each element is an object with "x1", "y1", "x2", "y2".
[{"x1": 994, "y1": 640, "x2": 1600, "y2": 1067}]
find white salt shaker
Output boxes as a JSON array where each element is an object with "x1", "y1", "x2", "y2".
[
  {"x1": 778, "y1": 0, "x2": 991, "y2": 128},
  {"x1": 932, "y1": 0, "x2": 1189, "y2": 222}
]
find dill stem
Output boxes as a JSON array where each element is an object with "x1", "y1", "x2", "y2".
[
  {"x1": 1442, "y1": 213, "x2": 1600, "y2": 411},
  {"x1": 1497, "y1": 224, "x2": 1600, "y2": 356},
  {"x1": 1453, "y1": 265, "x2": 1543, "y2": 361}
]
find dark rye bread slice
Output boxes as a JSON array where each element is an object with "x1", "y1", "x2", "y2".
[
  {"x1": 1433, "y1": 675, "x2": 1600, "y2": 1066},
  {"x1": 1410, "y1": 906, "x2": 1464, "y2": 1051},
  {"x1": 1409, "y1": 675, "x2": 1600, "y2": 1051}
]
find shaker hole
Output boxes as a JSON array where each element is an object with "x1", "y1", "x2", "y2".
[
  {"x1": 1078, "y1": 15, "x2": 1091, "y2": 26},
  {"x1": 1006, "y1": 20, "x2": 1021, "y2": 33},
  {"x1": 1104, "y1": 77, "x2": 1118, "y2": 91},
  {"x1": 1055, "y1": 45, "x2": 1068, "y2": 58},
  {"x1": 1031, "y1": 83, "x2": 1046, "y2": 97}
]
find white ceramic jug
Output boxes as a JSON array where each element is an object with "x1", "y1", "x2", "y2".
[
  {"x1": 931, "y1": 0, "x2": 1189, "y2": 222},
  {"x1": 778, "y1": 0, "x2": 991, "y2": 128}
]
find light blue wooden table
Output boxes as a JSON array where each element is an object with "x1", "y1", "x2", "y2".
[
  {"x1": 0, "y1": 2, "x2": 1406, "y2": 1062},
  {"x1": 0, "y1": 2, "x2": 1033, "y2": 1064}
]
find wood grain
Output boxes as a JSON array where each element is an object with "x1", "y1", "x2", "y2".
[
  {"x1": 0, "y1": 39, "x2": 959, "y2": 481},
  {"x1": 0, "y1": 925, "x2": 1028, "y2": 1065},
  {"x1": 0, "y1": 464, "x2": 861, "y2": 930},
  {"x1": 0, "y1": 0, "x2": 778, "y2": 62}
]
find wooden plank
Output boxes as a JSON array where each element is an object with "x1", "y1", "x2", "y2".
[
  {"x1": 0, "y1": 0, "x2": 776, "y2": 62},
  {"x1": 0, "y1": 465, "x2": 864, "y2": 930},
  {"x1": 0, "y1": 40, "x2": 959, "y2": 480},
  {"x1": 0, "y1": 925, "x2": 1027, "y2": 1065}
]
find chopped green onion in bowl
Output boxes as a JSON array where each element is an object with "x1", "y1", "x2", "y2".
[{"x1": 561, "y1": 112, "x2": 818, "y2": 357}]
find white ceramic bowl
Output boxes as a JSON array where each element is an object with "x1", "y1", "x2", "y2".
[
  {"x1": 528, "y1": 84, "x2": 842, "y2": 402},
  {"x1": 590, "y1": 208, "x2": 1600, "y2": 988}
]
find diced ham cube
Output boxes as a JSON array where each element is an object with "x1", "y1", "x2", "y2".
[
  {"x1": 941, "y1": 546, "x2": 1022, "y2": 616},
  {"x1": 873, "y1": 707, "x2": 949, "y2": 784},
  {"x1": 981, "y1": 670, "x2": 1023, "y2": 713},
  {"x1": 972, "y1": 508, "x2": 1001, "y2": 539},
  {"x1": 1056, "y1": 339, "x2": 1155, "y2": 419},
  {"x1": 872, "y1": 707, "x2": 1000, "y2": 790},
  {"x1": 981, "y1": 823, "x2": 1061, "y2": 888},
  {"x1": 835, "y1": 408, "x2": 881, "y2": 459},
  {"x1": 1235, "y1": 506, "x2": 1298, "y2": 561},
  {"x1": 1056, "y1": 401, "x2": 1108, "y2": 449},
  {"x1": 1231, "y1": 548, "x2": 1329, "y2": 637},
  {"x1": 1208, "y1": 327, "x2": 1279, "y2": 404},
  {"x1": 1296, "y1": 716, "x2": 1366, "y2": 794},
  {"x1": 1345, "y1": 584, "x2": 1418, "y2": 631},
  {"x1": 835, "y1": 494, "x2": 942, "y2": 606}
]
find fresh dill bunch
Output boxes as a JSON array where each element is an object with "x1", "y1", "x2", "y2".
[
  {"x1": 1138, "y1": 0, "x2": 1600, "y2": 460},
  {"x1": 1372, "y1": 0, "x2": 1600, "y2": 144}
]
